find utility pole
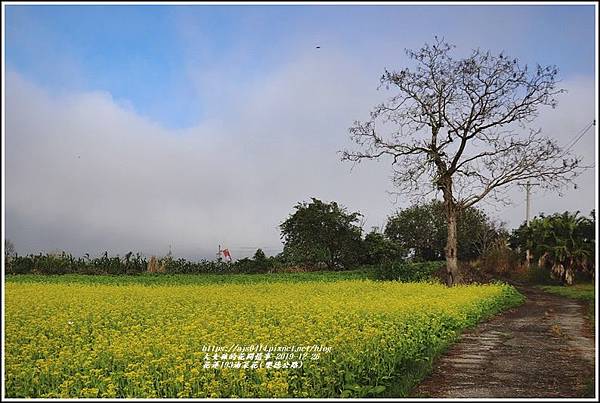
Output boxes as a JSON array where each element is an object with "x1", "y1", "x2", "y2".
[
  {"x1": 524, "y1": 180, "x2": 539, "y2": 224},
  {"x1": 525, "y1": 181, "x2": 531, "y2": 225}
]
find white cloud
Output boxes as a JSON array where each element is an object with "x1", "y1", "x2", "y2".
[
  {"x1": 4, "y1": 53, "x2": 395, "y2": 259},
  {"x1": 5, "y1": 52, "x2": 596, "y2": 259}
]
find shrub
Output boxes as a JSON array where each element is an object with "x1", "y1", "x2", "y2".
[{"x1": 374, "y1": 261, "x2": 445, "y2": 282}]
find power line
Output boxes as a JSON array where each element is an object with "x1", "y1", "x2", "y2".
[
  {"x1": 486, "y1": 121, "x2": 595, "y2": 224},
  {"x1": 230, "y1": 246, "x2": 282, "y2": 251},
  {"x1": 564, "y1": 120, "x2": 594, "y2": 149},
  {"x1": 494, "y1": 191, "x2": 546, "y2": 219},
  {"x1": 563, "y1": 120, "x2": 595, "y2": 153}
]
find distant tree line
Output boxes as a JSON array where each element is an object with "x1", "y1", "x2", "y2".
[
  {"x1": 4, "y1": 249, "x2": 283, "y2": 276},
  {"x1": 4, "y1": 200, "x2": 595, "y2": 285},
  {"x1": 278, "y1": 198, "x2": 595, "y2": 285}
]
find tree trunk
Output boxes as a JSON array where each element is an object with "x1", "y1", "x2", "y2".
[
  {"x1": 445, "y1": 208, "x2": 461, "y2": 286},
  {"x1": 439, "y1": 172, "x2": 461, "y2": 286}
]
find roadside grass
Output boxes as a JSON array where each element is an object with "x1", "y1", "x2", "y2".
[{"x1": 540, "y1": 283, "x2": 595, "y2": 330}]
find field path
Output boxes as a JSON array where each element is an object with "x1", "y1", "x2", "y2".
[{"x1": 413, "y1": 286, "x2": 595, "y2": 398}]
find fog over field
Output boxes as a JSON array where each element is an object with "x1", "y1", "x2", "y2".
[{"x1": 4, "y1": 5, "x2": 596, "y2": 259}]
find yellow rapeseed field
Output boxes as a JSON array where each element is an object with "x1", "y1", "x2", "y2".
[{"x1": 4, "y1": 279, "x2": 523, "y2": 398}]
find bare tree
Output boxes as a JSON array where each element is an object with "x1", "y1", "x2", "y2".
[
  {"x1": 342, "y1": 38, "x2": 581, "y2": 286},
  {"x1": 5, "y1": 239, "x2": 16, "y2": 263}
]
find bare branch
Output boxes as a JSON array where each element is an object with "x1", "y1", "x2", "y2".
[{"x1": 341, "y1": 38, "x2": 582, "y2": 214}]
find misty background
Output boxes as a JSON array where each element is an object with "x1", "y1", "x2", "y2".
[{"x1": 4, "y1": 4, "x2": 596, "y2": 259}]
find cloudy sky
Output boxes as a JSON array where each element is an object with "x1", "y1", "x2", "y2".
[{"x1": 3, "y1": 4, "x2": 597, "y2": 259}]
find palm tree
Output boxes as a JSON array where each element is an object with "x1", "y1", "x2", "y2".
[{"x1": 534, "y1": 212, "x2": 594, "y2": 285}]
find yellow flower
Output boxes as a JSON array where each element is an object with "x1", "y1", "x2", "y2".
[{"x1": 5, "y1": 278, "x2": 521, "y2": 398}]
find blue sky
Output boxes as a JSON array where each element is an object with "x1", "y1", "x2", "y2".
[
  {"x1": 6, "y1": 4, "x2": 596, "y2": 129},
  {"x1": 4, "y1": 4, "x2": 597, "y2": 258}
]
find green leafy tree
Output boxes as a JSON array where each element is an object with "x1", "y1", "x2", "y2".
[
  {"x1": 362, "y1": 230, "x2": 405, "y2": 265},
  {"x1": 385, "y1": 202, "x2": 446, "y2": 261},
  {"x1": 252, "y1": 248, "x2": 270, "y2": 271},
  {"x1": 385, "y1": 200, "x2": 503, "y2": 261},
  {"x1": 253, "y1": 248, "x2": 267, "y2": 262},
  {"x1": 280, "y1": 198, "x2": 363, "y2": 270}
]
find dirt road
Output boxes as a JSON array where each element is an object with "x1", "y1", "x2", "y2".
[{"x1": 413, "y1": 286, "x2": 595, "y2": 398}]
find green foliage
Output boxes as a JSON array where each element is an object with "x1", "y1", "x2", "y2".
[
  {"x1": 541, "y1": 283, "x2": 595, "y2": 328},
  {"x1": 6, "y1": 252, "x2": 251, "y2": 276},
  {"x1": 228, "y1": 249, "x2": 275, "y2": 274},
  {"x1": 233, "y1": 258, "x2": 258, "y2": 273},
  {"x1": 374, "y1": 261, "x2": 445, "y2": 282},
  {"x1": 510, "y1": 210, "x2": 595, "y2": 285},
  {"x1": 253, "y1": 248, "x2": 267, "y2": 262},
  {"x1": 385, "y1": 200, "x2": 503, "y2": 261},
  {"x1": 162, "y1": 257, "x2": 231, "y2": 274},
  {"x1": 541, "y1": 283, "x2": 595, "y2": 301},
  {"x1": 362, "y1": 230, "x2": 405, "y2": 265},
  {"x1": 280, "y1": 198, "x2": 363, "y2": 270},
  {"x1": 6, "y1": 248, "x2": 365, "y2": 277},
  {"x1": 385, "y1": 202, "x2": 446, "y2": 261},
  {"x1": 6, "y1": 251, "x2": 148, "y2": 275},
  {"x1": 523, "y1": 264, "x2": 560, "y2": 285}
]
